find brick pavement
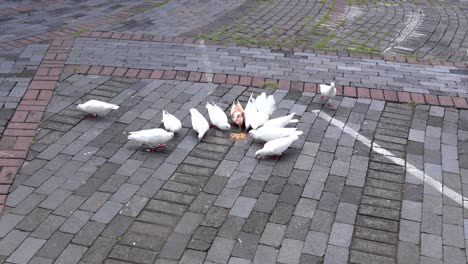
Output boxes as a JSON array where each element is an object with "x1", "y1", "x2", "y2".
[
  {"x1": 67, "y1": 38, "x2": 468, "y2": 97},
  {"x1": 95, "y1": 0, "x2": 245, "y2": 36},
  {"x1": 1, "y1": 1, "x2": 468, "y2": 263},
  {"x1": 0, "y1": 72, "x2": 467, "y2": 263},
  {"x1": 187, "y1": 0, "x2": 468, "y2": 62}
]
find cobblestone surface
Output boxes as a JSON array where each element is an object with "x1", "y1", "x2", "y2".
[
  {"x1": 187, "y1": 0, "x2": 468, "y2": 62},
  {"x1": 1, "y1": 72, "x2": 466, "y2": 263},
  {"x1": 68, "y1": 38, "x2": 468, "y2": 97},
  {"x1": 1, "y1": 1, "x2": 468, "y2": 263},
  {"x1": 0, "y1": 44, "x2": 48, "y2": 136},
  {"x1": 0, "y1": 0, "x2": 166, "y2": 43},
  {"x1": 95, "y1": 0, "x2": 245, "y2": 36}
]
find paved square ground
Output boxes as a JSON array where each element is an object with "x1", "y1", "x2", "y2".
[
  {"x1": 1, "y1": 0, "x2": 468, "y2": 263},
  {"x1": 0, "y1": 73, "x2": 467, "y2": 263}
]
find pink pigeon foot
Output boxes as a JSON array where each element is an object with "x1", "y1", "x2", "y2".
[
  {"x1": 148, "y1": 147, "x2": 159, "y2": 152},
  {"x1": 270, "y1": 155, "x2": 281, "y2": 159},
  {"x1": 327, "y1": 103, "x2": 334, "y2": 108},
  {"x1": 87, "y1": 113, "x2": 97, "y2": 118},
  {"x1": 158, "y1": 144, "x2": 167, "y2": 149},
  {"x1": 210, "y1": 125, "x2": 217, "y2": 129},
  {"x1": 320, "y1": 95, "x2": 324, "y2": 101}
]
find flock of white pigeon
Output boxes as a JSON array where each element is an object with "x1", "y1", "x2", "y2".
[{"x1": 75, "y1": 82, "x2": 336, "y2": 158}]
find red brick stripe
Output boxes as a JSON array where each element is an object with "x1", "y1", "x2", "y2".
[
  {"x1": 64, "y1": 64, "x2": 468, "y2": 109},
  {"x1": 0, "y1": 38, "x2": 74, "y2": 212}
]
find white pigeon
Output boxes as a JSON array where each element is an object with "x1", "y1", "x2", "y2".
[
  {"x1": 255, "y1": 134, "x2": 299, "y2": 158},
  {"x1": 128, "y1": 128, "x2": 174, "y2": 152},
  {"x1": 255, "y1": 92, "x2": 276, "y2": 115},
  {"x1": 190, "y1": 108, "x2": 209, "y2": 141},
  {"x1": 244, "y1": 94, "x2": 256, "y2": 130},
  {"x1": 249, "y1": 127, "x2": 303, "y2": 142},
  {"x1": 76, "y1": 99, "x2": 119, "y2": 117},
  {"x1": 320, "y1": 82, "x2": 336, "y2": 108},
  {"x1": 206, "y1": 102, "x2": 231, "y2": 130},
  {"x1": 250, "y1": 111, "x2": 269, "y2": 130},
  {"x1": 262, "y1": 113, "x2": 299, "y2": 128},
  {"x1": 162, "y1": 110, "x2": 182, "y2": 133}
]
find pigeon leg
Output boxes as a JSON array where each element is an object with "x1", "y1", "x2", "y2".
[
  {"x1": 327, "y1": 99, "x2": 334, "y2": 108},
  {"x1": 210, "y1": 125, "x2": 217, "y2": 129},
  {"x1": 87, "y1": 113, "x2": 97, "y2": 118},
  {"x1": 158, "y1": 144, "x2": 167, "y2": 149},
  {"x1": 320, "y1": 95, "x2": 324, "y2": 101},
  {"x1": 149, "y1": 147, "x2": 159, "y2": 152},
  {"x1": 270, "y1": 155, "x2": 281, "y2": 159}
]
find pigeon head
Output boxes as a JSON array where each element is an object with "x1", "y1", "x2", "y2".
[
  {"x1": 255, "y1": 149, "x2": 267, "y2": 158},
  {"x1": 233, "y1": 112, "x2": 243, "y2": 128},
  {"x1": 219, "y1": 123, "x2": 231, "y2": 130},
  {"x1": 76, "y1": 104, "x2": 84, "y2": 111},
  {"x1": 248, "y1": 130, "x2": 258, "y2": 139}
]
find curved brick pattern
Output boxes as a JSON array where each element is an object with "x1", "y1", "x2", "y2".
[
  {"x1": 0, "y1": 0, "x2": 169, "y2": 49},
  {"x1": 188, "y1": 0, "x2": 468, "y2": 62},
  {"x1": 0, "y1": 0, "x2": 64, "y2": 17},
  {"x1": 95, "y1": 0, "x2": 245, "y2": 36}
]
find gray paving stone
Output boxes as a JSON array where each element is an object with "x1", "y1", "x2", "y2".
[
  {"x1": 7, "y1": 237, "x2": 46, "y2": 264},
  {"x1": 31, "y1": 214, "x2": 66, "y2": 239},
  {"x1": 226, "y1": 171, "x2": 250, "y2": 190},
  {"x1": 206, "y1": 237, "x2": 236, "y2": 263},
  {"x1": 252, "y1": 245, "x2": 277, "y2": 264},
  {"x1": 278, "y1": 239, "x2": 303, "y2": 263},
  {"x1": 39, "y1": 189, "x2": 72, "y2": 210},
  {"x1": 294, "y1": 198, "x2": 317, "y2": 219},
  {"x1": 55, "y1": 244, "x2": 88, "y2": 264},
  {"x1": 109, "y1": 183, "x2": 140, "y2": 203},
  {"x1": 0, "y1": 229, "x2": 29, "y2": 256},
  {"x1": 230, "y1": 196, "x2": 256, "y2": 218},
  {"x1": 60, "y1": 210, "x2": 93, "y2": 234},
  {"x1": 443, "y1": 246, "x2": 466, "y2": 264},
  {"x1": 335, "y1": 203, "x2": 358, "y2": 224},
  {"x1": 303, "y1": 231, "x2": 329, "y2": 256},
  {"x1": 399, "y1": 219, "x2": 420, "y2": 244},
  {"x1": 159, "y1": 232, "x2": 191, "y2": 259},
  {"x1": 36, "y1": 232, "x2": 73, "y2": 259},
  {"x1": 260, "y1": 223, "x2": 287, "y2": 247},
  {"x1": 72, "y1": 221, "x2": 106, "y2": 246},
  {"x1": 6, "y1": 185, "x2": 35, "y2": 207},
  {"x1": 120, "y1": 195, "x2": 149, "y2": 217},
  {"x1": 180, "y1": 250, "x2": 206, "y2": 264},
  {"x1": 16, "y1": 208, "x2": 50, "y2": 232},
  {"x1": 401, "y1": 200, "x2": 422, "y2": 222},
  {"x1": 215, "y1": 160, "x2": 239, "y2": 177},
  {"x1": 328, "y1": 222, "x2": 353, "y2": 247},
  {"x1": 323, "y1": 245, "x2": 349, "y2": 264},
  {"x1": 215, "y1": 188, "x2": 241, "y2": 208},
  {"x1": 82, "y1": 236, "x2": 117, "y2": 263},
  {"x1": 442, "y1": 223, "x2": 464, "y2": 248},
  {"x1": 174, "y1": 212, "x2": 204, "y2": 235},
  {"x1": 231, "y1": 232, "x2": 260, "y2": 260},
  {"x1": 91, "y1": 201, "x2": 124, "y2": 224},
  {"x1": 421, "y1": 233, "x2": 443, "y2": 258},
  {"x1": 0, "y1": 214, "x2": 24, "y2": 238},
  {"x1": 397, "y1": 241, "x2": 420, "y2": 264},
  {"x1": 218, "y1": 216, "x2": 245, "y2": 239}
]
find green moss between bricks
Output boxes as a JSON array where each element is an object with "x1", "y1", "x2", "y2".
[{"x1": 263, "y1": 82, "x2": 279, "y2": 89}]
